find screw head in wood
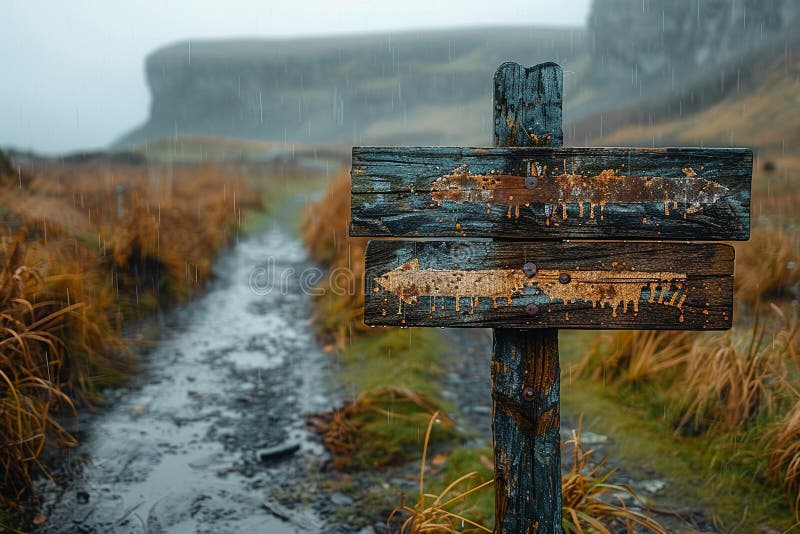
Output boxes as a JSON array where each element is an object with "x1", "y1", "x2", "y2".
[
  {"x1": 522, "y1": 387, "x2": 536, "y2": 402},
  {"x1": 524, "y1": 176, "x2": 538, "y2": 189},
  {"x1": 525, "y1": 303, "x2": 539, "y2": 315},
  {"x1": 522, "y1": 262, "x2": 538, "y2": 278},
  {"x1": 559, "y1": 273, "x2": 571, "y2": 284}
]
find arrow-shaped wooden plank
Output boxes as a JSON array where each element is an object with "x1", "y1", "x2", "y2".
[
  {"x1": 350, "y1": 146, "x2": 752, "y2": 240},
  {"x1": 364, "y1": 240, "x2": 734, "y2": 330}
]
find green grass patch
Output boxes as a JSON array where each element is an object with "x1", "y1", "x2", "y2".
[
  {"x1": 559, "y1": 330, "x2": 797, "y2": 531},
  {"x1": 335, "y1": 328, "x2": 450, "y2": 402},
  {"x1": 322, "y1": 329, "x2": 461, "y2": 471},
  {"x1": 330, "y1": 330, "x2": 495, "y2": 530},
  {"x1": 428, "y1": 445, "x2": 496, "y2": 529}
]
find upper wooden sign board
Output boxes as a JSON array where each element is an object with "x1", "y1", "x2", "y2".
[{"x1": 350, "y1": 146, "x2": 752, "y2": 240}]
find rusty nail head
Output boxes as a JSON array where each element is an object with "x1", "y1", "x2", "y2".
[
  {"x1": 522, "y1": 387, "x2": 536, "y2": 402},
  {"x1": 559, "y1": 273, "x2": 571, "y2": 284},
  {"x1": 522, "y1": 262, "x2": 537, "y2": 278},
  {"x1": 525, "y1": 303, "x2": 539, "y2": 315},
  {"x1": 525, "y1": 176, "x2": 538, "y2": 189}
]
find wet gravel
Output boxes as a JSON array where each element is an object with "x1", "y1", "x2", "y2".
[
  {"x1": 33, "y1": 222, "x2": 729, "y2": 533},
  {"x1": 35, "y1": 226, "x2": 336, "y2": 533}
]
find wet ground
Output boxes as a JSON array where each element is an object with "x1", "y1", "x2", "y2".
[
  {"x1": 440, "y1": 329, "x2": 721, "y2": 533},
  {"x1": 33, "y1": 217, "x2": 722, "y2": 533},
  {"x1": 36, "y1": 226, "x2": 334, "y2": 533}
]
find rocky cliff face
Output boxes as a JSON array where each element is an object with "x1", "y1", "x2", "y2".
[
  {"x1": 115, "y1": 28, "x2": 588, "y2": 148},
  {"x1": 116, "y1": 2, "x2": 800, "y2": 149},
  {"x1": 588, "y1": 0, "x2": 800, "y2": 98},
  {"x1": 568, "y1": 0, "x2": 800, "y2": 143}
]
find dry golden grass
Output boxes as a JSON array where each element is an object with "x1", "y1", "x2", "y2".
[
  {"x1": 301, "y1": 170, "x2": 357, "y2": 267},
  {"x1": 579, "y1": 305, "x2": 800, "y2": 518},
  {"x1": 769, "y1": 397, "x2": 800, "y2": 518},
  {"x1": 387, "y1": 412, "x2": 493, "y2": 534},
  {"x1": 17, "y1": 160, "x2": 262, "y2": 303},
  {"x1": 576, "y1": 330, "x2": 696, "y2": 386},
  {"x1": 301, "y1": 171, "x2": 370, "y2": 347},
  {"x1": 0, "y1": 156, "x2": 264, "y2": 506},
  {"x1": 561, "y1": 422, "x2": 668, "y2": 534},
  {"x1": 585, "y1": 311, "x2": 795, "y2": 434},
  {"x1": 766, "y1": 317, "x2": 800, "y2": 518},
  {"x1": 386, "y1": 413, "x2": 668, "y2": 534},
  {"x1": 674, "y1": 318, "x2": 791, "y2": 433},
  {"x1": 0, "y1": 229, "x2": 92, "y2": 506},
  {"x1": 735, "y1": 223, "x2": 800, "y2": 307}
]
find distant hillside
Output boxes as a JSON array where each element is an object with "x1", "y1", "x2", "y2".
[
  {"x1": 594, "y1": 35, "x2": 800, "y2": 153},
  {"x1": 114, "y1": 27, "x2": 590, "y2": 148},
  {"x1": 578, "y1": 0, "x2": 800, "y2": 148},
  {"x1": 116, "y1": 2, "x2": 800, "y2": 150}
]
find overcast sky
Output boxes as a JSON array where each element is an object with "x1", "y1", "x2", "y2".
[{"x1": 0, "y1": 0, "x2": 590, "y2": 154}]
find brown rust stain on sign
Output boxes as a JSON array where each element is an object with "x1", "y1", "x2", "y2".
[
  {"x1": 430, "y1": 163, "x2": 729, "y2": 221},
  {"x1": 374, "y1": 258, "x2": 688, "y2": 319}
]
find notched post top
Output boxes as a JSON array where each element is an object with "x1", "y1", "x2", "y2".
[{"x1": 494, "y1": 62, "x2": 563, "y2": 148}]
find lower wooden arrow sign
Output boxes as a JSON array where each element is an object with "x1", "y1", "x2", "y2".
[{"x1": 365, "y1": 241, "x2": 734, "y2": 330}]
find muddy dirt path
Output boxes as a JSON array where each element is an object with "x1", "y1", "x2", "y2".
[
  {"x1": 36, "y1": 225, "x2": 333, "y2": 533},
  {"x1": 30, "y1": 191, "x2": 723, "y2": 532}
]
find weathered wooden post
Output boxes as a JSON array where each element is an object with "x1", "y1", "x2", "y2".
[
  {"x1": 491, "y1": 62, "x2": 563, "y2": 533},
  {"x1": 350, "y1": 62, "x2": 751, "y2": 533}
]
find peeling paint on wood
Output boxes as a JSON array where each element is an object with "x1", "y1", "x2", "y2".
[
  {"x1": 350, "y1": 60, "x2": 749, "y2": 534},
  {"x1": 493, "y1": 62, "x2": 561, "y2": 534},
  {"x1": 364, "y1": 240, "x2": 733, "y2": 330},
  {"x1": 494, "y1": 61, "x2": 562, "y2": 148},
  {"x1": 492, "y1": 329, "x2": 561, "y2": 534},
  {"x1": 373, "y1": 257, "x2": 688, "y2": 318},
  {"x1": 430, "y1": 163, "x2": 730, "y2": 220},
  {"x1": 350, "y1": 146, "x2": 752, "y2": 240}
]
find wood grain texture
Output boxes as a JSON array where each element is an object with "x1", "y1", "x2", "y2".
[
  {"x1": 364, "y1": 238, "x2": 734, "y2": 330},
  {"x1": 494, "y1": 61, "x2": 563, "y2": 148},
  {"x1": 492, "y1": 61, "x2": 561, "y2": 534},
  {"x1": 350, "y1": 146, "x2": 752, "y2": 240},
  {"x1": 492, "y1": 329, "x2": 561, "y2": 534}
]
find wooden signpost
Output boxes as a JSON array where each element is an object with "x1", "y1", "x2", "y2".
[{"x1": 350, "y1": 62, "x2": 752, "y2": 533}]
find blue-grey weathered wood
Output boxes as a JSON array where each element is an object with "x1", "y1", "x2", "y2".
[
  {"x1": 493, "y1": 329, "x2": 561, "y2": 533},
  {"x1": 363, "y1": 240, "x2": 734, "y2": 330},
  {"x1": 492, "y1": 61, "x2": 562, "y2": 534},
  {"x1": 350, "y1": 59, "x2": 747, "y2": 533},
  {"x1": 494, "y1": 62, "x2": 563, "y2": 148},
  {"x1": 350, "y1": 146, "x2": 752, "y2": 240}
]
